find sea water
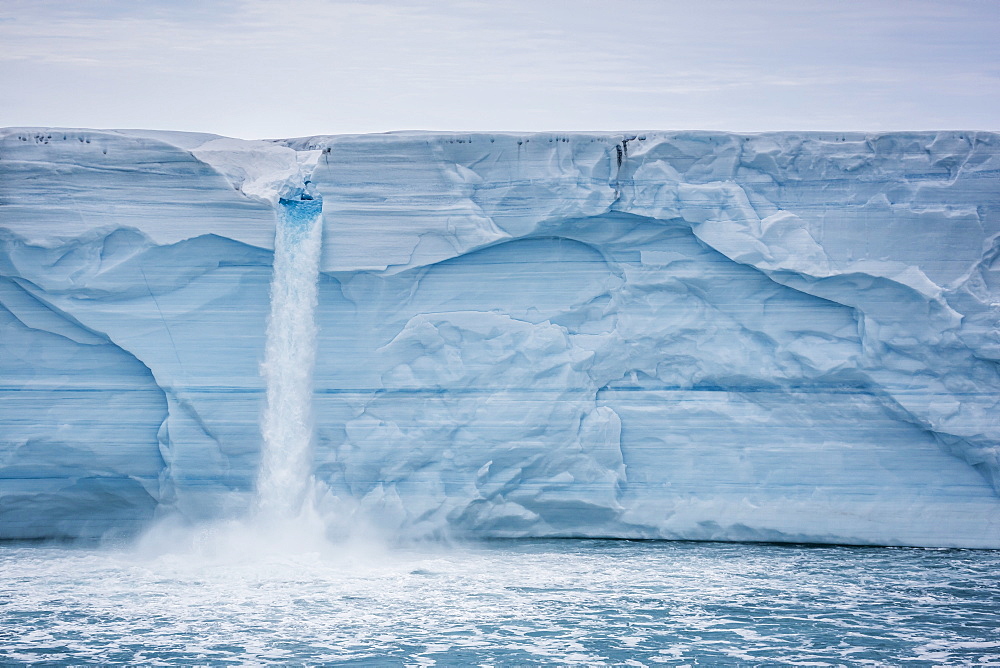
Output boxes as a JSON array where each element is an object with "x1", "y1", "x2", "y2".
[{"x1": 2, "y1": 539, "x2": 998, "y2": 665}]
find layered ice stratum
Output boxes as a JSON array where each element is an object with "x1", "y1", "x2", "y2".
[{"x1": 1, "y1": 128, "x2": 999, "y2": 547}]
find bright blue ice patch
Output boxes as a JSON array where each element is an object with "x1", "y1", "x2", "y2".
[{"x1": 278, "y1": 195, "x2": 323, "y2": 229}]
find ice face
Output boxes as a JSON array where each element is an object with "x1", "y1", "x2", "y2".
[{"x1": 1, "y1": 128, "x2": 998, "y2": 547}]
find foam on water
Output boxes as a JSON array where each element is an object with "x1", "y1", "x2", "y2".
[{"x1": 1, "y1": 540, "x2": 998, "y2": 665}]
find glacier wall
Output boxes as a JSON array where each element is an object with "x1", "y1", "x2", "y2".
[{"x1": 1, "y1": 128, "x2": 999, "y2": 547}]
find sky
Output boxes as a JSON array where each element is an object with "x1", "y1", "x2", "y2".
[{"x1": 1, "y1": 0, "x2": 997, "y2": 139}]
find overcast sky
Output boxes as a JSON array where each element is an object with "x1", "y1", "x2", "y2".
[{"x1": 1, "y1": 0, "x2": 997, "y2": 139}]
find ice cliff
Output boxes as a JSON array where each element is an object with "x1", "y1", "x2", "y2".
[{"x1": 2, "y1": 128, "x2": 999, "y2": 548}]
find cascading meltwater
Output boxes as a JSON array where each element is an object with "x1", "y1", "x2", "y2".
[{"x1": 255, "y1": 188, "x2": 324, "y2": 520}]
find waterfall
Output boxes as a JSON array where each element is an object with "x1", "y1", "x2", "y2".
[{"x1": 255, "y1": 193, "x2": 324, "y2": 519}]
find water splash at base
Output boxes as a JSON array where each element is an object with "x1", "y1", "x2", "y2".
[{"x1": 134, "y1": 191, "x2": 400, "y2": 557}]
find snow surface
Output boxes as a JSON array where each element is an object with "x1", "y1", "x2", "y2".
[{"x1": 1, "y1": 127, "x2": 999, "y2": 546}]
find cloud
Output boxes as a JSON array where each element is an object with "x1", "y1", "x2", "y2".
[{"x1": 0, "y1": 0, "x2": 997, "y2": 136}]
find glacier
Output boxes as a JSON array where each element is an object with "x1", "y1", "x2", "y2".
[{"x1": 1, "y1": 128, "x2": 999, "y2": 547}]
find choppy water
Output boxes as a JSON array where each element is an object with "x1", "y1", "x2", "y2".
[{"x1": 1, "y1": 539, "x2": 998, "y2": 666}]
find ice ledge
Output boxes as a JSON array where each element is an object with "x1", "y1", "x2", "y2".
[{"x1": 190, "y1": 138, "x2": 321, "y2": 206}]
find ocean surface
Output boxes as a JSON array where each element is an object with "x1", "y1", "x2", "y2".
[{"x1": 2, "y1": 537, "x2": 998, "y2": 666}]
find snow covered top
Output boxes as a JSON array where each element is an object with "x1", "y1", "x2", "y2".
[
  {"x1": 3, "y1": 126, "x2": 997, "y2": 360},
  {"x1": 0, "y1": 128, "x2": 319, "y2": 250},
  {"x1": 3, "y1": 127, "x2": 995, "y2": 280},
  {"x1": 3, "y1": 127, "x2": 996, "y2": 339}
]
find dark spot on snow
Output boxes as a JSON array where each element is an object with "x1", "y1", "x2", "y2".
[{"x1": 622, "y1": 136, "x2": 635, "y2": 158}]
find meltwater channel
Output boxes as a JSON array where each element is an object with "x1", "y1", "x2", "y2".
[
  {"x1": 2, "y1": 188, "x2": 999, "y2": 666},
  {"x1": 256, "y1": 194, "x2": 324, "y2": 522}
]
